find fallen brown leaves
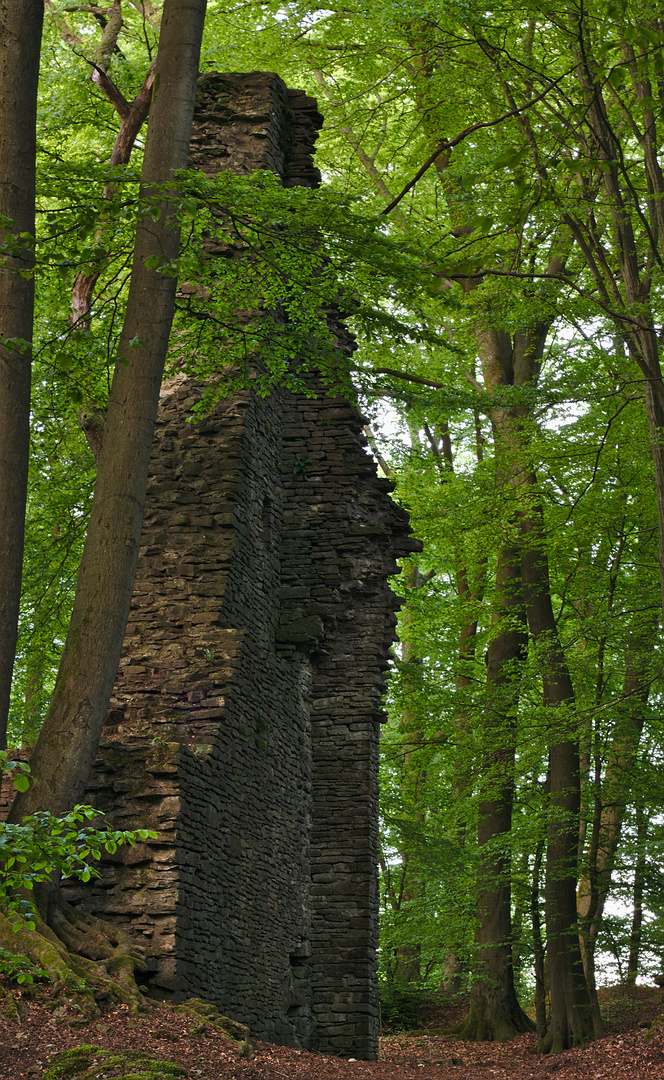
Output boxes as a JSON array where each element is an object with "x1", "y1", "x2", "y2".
[{"x1": 0, "y1": 983, "x2": 663, "y2": 1080}]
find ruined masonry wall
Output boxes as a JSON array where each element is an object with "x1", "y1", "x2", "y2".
[{"x1": 53, "y1": 72, "x2": 417, "y2": 1059}]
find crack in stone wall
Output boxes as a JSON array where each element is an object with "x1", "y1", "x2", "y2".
[{"x1": 2, "y1": 73, "x2": 420, "y2": 1060}]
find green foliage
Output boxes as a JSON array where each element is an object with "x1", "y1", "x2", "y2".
[
  {"x1": 8, "y1": 0, "x2": 664, "y2": 1011},
  {"x1": 0, "y1": 945, "x2": 45, "y2": 985},
  {"x1": 0, "y1": 806, "x2": 156, "y2": 927},
  {"x1": 0, "y1": 768, "x2": 156, "y2": 983},
  {"x1": 379, "y1": 982, "x2": 423, "y2": 1031},
  {"x1": 0, "y1": 751, "x2": 31, "y2": 793}
]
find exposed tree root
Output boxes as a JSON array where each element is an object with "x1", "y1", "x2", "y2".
[
  {"x1": 0, "y1": 898, "x2": 147, "y2": 1017},
  {"x1": 1, "y1": 908, "x2": 258, "y2": 1061},
  {"x1": 0, "y1": 982, "x2": 21, "y2": 1020}
]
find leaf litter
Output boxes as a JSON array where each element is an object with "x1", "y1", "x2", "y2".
[{"x1": 0, "y1": 981, "x2": 662, "y2": 1079}]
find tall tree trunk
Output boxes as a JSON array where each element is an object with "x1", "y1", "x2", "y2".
[
  {"x1": 482, "y1": 311, "x2": 594, "y2": 1052},
  {"x1": 8, "y1": 0, "x2": 207, "y2": 820},
  {"x1": 457, "y1": 543, "x2": 533, "y2": 1040},
  {"x1": 0, "y1": 0, "x2": 44, "y2": 750},
  {"x1": 626, "y1": 796, "x2": 646, "y2": 986},
  {"x1": 519, "y1": 484, "x2": 595, "y2": 1051},
  {"x1": 453, "y1": 308, "x2": 561, "y2": 1041},
  {"x1": 531, "y1": 834, "x2": 547, "y2": 1037},
  {"x1": 577, "y1": 615, "x2": 655, "y2": 1021},
  {"x1": 394, "y1": 559, "x2": 426, "y2": 986}
]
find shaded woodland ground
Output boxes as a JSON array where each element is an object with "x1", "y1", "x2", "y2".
[{"x1": 1, "y1": 984, "x2": 663, "y2": 1079}]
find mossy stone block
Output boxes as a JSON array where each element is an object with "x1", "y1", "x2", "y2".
[{"x1": 43, "y1": 1044, "x2": 188, "y2": 1079}]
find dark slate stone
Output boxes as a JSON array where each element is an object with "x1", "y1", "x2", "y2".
[{"x1": 6, "y1": 72, "x2": 420, "y2": 1062}]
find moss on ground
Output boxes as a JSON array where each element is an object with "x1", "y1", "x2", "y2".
[{"x1": 42, "y1": 1044, "x2": 188, "y2": 1079}]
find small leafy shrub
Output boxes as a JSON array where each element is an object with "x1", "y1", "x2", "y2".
[
  {"x1": 0, "y1": 945, "x2": 44, "y2": 985},
  {"x1": 0, "y1": 750, "x2": 30, "y2": 792},
  {"x1": 379, "y1": 982, "x2": 423, "y2": 1032},
  {"x1": 0, "y1": 751, "x2": 157, "y2": 982}
]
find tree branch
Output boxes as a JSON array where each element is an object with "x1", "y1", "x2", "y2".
[
  {"x1": 372, "y1": 366, "x2": 447, "y2": 389},
  {"x1": 382, "y1": 70, "x2": 574, "y2": 215}
]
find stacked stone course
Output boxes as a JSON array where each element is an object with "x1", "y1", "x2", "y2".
[{"x1": 2, "y1": 72, "x2": 420, "y2": 1059}]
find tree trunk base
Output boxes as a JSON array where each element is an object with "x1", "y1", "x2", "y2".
[
  {"x1": 0, "y1": 900, "x2": 147, "y2": 1016},
  {"x1": 453, "y1": 995, "x2": 535, "y2": 1042},
  {"x1": 537, "y1": 1015, "x2": 594, "y2": 1054}
]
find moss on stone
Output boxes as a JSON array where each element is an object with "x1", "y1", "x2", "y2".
[
  {"x1": 43, "y1": 1044, "x2": 187, "y2": 1079},
  {"x1": 176, "y1": 996, "x2": 250, "y2": 1042},
  {"x1": 0, "y1": 985, "x2": 21, "y2": 1020}
]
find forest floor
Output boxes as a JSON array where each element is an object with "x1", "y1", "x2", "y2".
[{"x1": 1, "y1": 982, "x2": 663, "y2": 1079}]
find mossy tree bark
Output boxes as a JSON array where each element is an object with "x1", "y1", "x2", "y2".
[{"x1": 0, "y1": 0, "x2": 44, "y2": 749}]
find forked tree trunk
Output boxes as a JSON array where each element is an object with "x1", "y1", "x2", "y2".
[
  {"x1": 8, "y1": 0, "x2": 207, "y2": 820},
  {"x1": 0, "y1": 0, "x2": 44, "y2": 749},
  {"x1": 453, "y1": 320, "x2": 546, "y2": 1041},
  {"x1": 472, "y1": 313, "x2": 593, "y2": 1052},
  {"x1": 445, "y1": 307, "x2": 548, "y2": 1042}
]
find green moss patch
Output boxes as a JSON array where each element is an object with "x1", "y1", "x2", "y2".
[
  {"x1": 174, "y1": 998, "x2": 255, "y2": 1057},
  {"x1": 176, "y1": 996, "x2": 248, "y2": 1041},
  {"x1": 43, "y1": 1044, "x2": 188, "y2": 1079}
]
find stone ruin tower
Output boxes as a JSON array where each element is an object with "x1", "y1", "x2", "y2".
[{"x1": 61, "y1": 74, "x2": 418, "y2": 1059}]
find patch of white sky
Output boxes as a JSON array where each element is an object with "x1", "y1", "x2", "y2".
[{"x1": 361, "y1": 317, "x2": 616, "y2": 476}]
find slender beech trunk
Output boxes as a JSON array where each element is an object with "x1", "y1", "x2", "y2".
[
  {"x1": 531, "y1": 834, "x2": 547, "y2": 1036},
  {"x1": 566, "y1": 14, "x2": 664, "y2": 614},
  {"x1": 453, "y1": 310, "x2": 560, "y2": 1041},
  {"x1": 467, "y1": 309, "x2": 593, "y2": 1050},
  {"x1": 627, "y1": 796, "x2": 647, "y2": 985},
  {"x1": 424, "y1": 419, "x2": 486, "y2": 993},
  {"x1": 472, "y1": 300, "x2": 594, "y2": 1051},
  {"x1": 423, "y1": 417, "x2": 487, "y2": 811},
  {"x1": 577, "y1": 614, "x2": 655, "y2": 1023},
  {"x1": 519, "y1": 484, "x2": 595, "y2": 1050},
  {"x1": 0, "y1": 0, "x2": 44, "y2": 750},
  {"x1": 511, "y1": 850, "x2": 530, "y2": 995},
  {"x1": 8, "y1": 0, "x2": 207, "y2": 820},
  {"x1": 394, "y1": 558, "x2": 426, "y2": 985},
  {"x1": 457, "y1": 542, "x2": 533, "y2": 1040}
]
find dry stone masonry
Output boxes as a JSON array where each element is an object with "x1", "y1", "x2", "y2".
[{"x1": 42, "y1": 74, "x2": 418, "y2": 1058}]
